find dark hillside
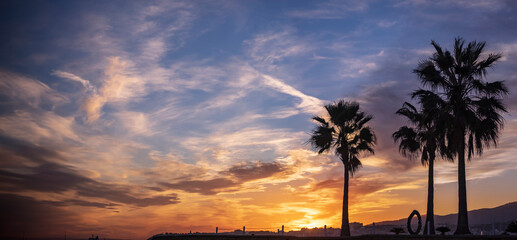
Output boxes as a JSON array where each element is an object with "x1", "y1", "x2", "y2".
[{"x1": 376, "y1": 202, "x2": 517, "y2": 226}]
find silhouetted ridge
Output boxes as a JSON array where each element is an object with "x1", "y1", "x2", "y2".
[{"x1": 374, "y1": 201, "x2": 517, "y2": 226}]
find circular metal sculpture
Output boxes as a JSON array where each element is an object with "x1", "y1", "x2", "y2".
[{"x1": 407, "y1": 210, "x2": 422, "y2": 235}]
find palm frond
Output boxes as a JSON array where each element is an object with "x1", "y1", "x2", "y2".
[
  {"x1": 393, "y1": 126, "x2": 420, "y2": 159},
  {"x1": 475, "y1": 53, "x2": 502, "y2": 77},
  {"x1": 396, "y1": 102, "x2": 420, "y2": 123},
  {"x1": 472, "y1": 80, "x2": 509, "y2": 96},
  {"x1": 309, "y1": 125, "x2": 334, "y2": 154},
  {"x1": 413, "y1": 61, "x2": 445, "y2": 89},
  {"x1": 312, "y1": 116, "x2": 329, "y2": 127}
]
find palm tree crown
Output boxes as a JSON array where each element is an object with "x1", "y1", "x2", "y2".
[
  {"x1": 393, "y1": 100, "x2": 450, "y2": 235},
  {"x1": 413, "y1": 38, "x2": 508, "y2": 234},
  {"x1": 310, "y1": 100, "x2": 376, "y2": 172},
  {"x1": 414, "y1": 38, "x2": 508, "y2": 159},
  {"x1": 393, "y1": 102, "x2": 442, "y2": 164},
  {"x1": 309, "y1": 100, "x2": 376, "y2": 237}
]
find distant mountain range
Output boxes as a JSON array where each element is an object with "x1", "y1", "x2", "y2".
[{"x1": 375, "y1": 202, "x2": 517, "y2": 226}]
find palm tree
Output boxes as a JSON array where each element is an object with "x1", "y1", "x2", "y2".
[
  {"x1": 393, "y1": 100, "x2": 448, "y2": 235},
  {"x1": 413, "y1": 38, "x2": 508, "y2": 234},
  {"x1": 309, "y1": 100, "x2": 376, "y2": 237}
]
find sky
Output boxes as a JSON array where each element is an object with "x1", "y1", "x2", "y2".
[{"x1": 1, "y1": 0, "x2": 517, "y2": 239}]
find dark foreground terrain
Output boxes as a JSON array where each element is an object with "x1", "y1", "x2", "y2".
[{"x1": 149, "y1": 235, "x2": 517, "y2": 240}]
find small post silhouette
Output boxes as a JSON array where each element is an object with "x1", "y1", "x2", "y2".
[
  {"x1": 243, "y1": 226, "x2": 245, "y2": 235},
  {"x1": 324, "y1": 225, "x2": 327, "y2": 237},
  {"x1": 282, "y1": 225, "x2": 284, "y2": 236},
  {"x1": 216, "y1": 227, "x2": 218, "y2": 234}
]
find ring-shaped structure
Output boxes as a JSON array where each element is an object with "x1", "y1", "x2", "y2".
[{"x1": 407, "y1": 210, "x2": 422, "y2": 235}]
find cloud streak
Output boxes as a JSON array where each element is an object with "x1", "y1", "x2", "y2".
[
  {"x1": 52, "y1": 70, "x2": 95, "y2": 91},
  {"x1": 0, "y1": 70, "x2": 68, "y2": 108},
  {"x1": 262, "y1": 74, "x2": 326, "y2": 115},
  {"x1": 0, "y1": 135, "x2": 179, "y2": 207}
]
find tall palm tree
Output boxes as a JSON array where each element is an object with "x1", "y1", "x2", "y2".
[
  {"x1": 413, "y1": 38, "x2": 508, "y2": 234},
  {"x1": 309, "y1": 100, "x2": 376, "y2": 237},
  {"x1": 393, "y1": 100, "x2": 449, "y2": 235}
]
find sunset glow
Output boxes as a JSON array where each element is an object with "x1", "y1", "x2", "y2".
[{"x1": 1, "y1": 1, "x2": 517, "y2": 239}]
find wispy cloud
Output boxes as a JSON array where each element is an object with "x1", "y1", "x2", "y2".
[
  {"x1": 395, "y1": 0, "x2": 506, "y2": 11},
  {"x1": 377, "y1": 20, "x2": 397, "y2": 28},
  {"x1": 245, "y1": 27, "x2": 312, "y2": 65},
  {"x1": 115, "y1": 111, "x2": 156, "y2": 136},
  {"x1": 82, "y1": 57, "x2": 146, "y2": 122},
  {"x1": 340, "y1": 59, "x2": 379, "y2": 78},
  {"x1": 52, "y1": 70, "x2": 95, "y2": 91},
  {"x1": 262, "y1": 74, "x2": 325, "y2": 115},
  {"x1": 0, "y1": 110, "x2": 79, "y2": 144},
  {"x1": 286, "y1": 1, "x2": 369, "y2": 19},
  {"x1": 0, "y1": 70, "x2": 68, "y2": 108},
  {"x1": 494, "y1": 41, "x2": 517, "y2": 62},
  {"x1": 0, "y1": 136, "x2": 179, "y2": 207}
]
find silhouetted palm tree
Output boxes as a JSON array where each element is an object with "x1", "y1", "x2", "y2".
[
  {"x1": 309, "y1": 100, "x2": 376, "y2": 237},
  {"x1": 393, "y1": 100, "x2": 448, "y2": 235},
  {"x1": 413, "y1": 38, "x2": 508, "y2": 234}
]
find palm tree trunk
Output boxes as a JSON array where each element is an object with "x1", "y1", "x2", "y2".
[
  {"x1": 454, "y1": 138, "x2": 471, "y2": 235},
  {"x1": 341, "y1": 164, "x2": 350, "y2": 237},
  {"x1": 424, "y1": 158, "x2": 435, "y2": 235}
]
